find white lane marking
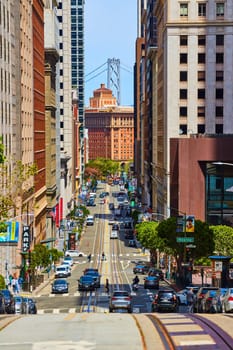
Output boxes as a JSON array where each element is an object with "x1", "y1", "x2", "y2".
[
  {"x1": 53, "y1": 308, "x2": 60, "y2": 314},
  {"x1": 69, "y1": 308, "x2": 76, "y2": 313},
  {"x1": 179, "y1": 340, "x2": 215, "y2": 346}
]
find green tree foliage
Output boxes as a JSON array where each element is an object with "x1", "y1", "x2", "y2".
[
  {"x1": 211, "y1": 225, "x2": 233, "y2": 256},
  {"x1": 0, "y1": 137, "x2": 5, "y2": 164},
  {"x1": 157, "y1": 217, "x2": 214, "y2": 266},
  {"x1": 0, "y1": 274, "x2": 6, "y2": 289},
  {"x1": 29, "y1": 244, "x2": 50, "y2": 271},
  {"x1": 85, "y1": 158, "x2": 120, "y2": 179},
  {"x1": 49, "y1": 248, "x2": 63, "y2": 264},
  {"x1": 135, "y1": 221, "x2": 166, "y2": 255}
]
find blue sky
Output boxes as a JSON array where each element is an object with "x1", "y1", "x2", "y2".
[{"x1": 85, "y1": 0, "x2": 137, "y2": 107}]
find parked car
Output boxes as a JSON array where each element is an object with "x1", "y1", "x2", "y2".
[
  {"x1": 55, "y1": 265, "x2": 70, "y2": 278},
  {"x1": 84, "y1": 270, "x2": 101, "y2": 288},
  {"x1": 133, "y1": 263, "x2": 150, "y2": 275},
  {"x1": 176, "y1": 286, "x2": 199, "y2": 305},
  {"x1": 86, "y1": 215, "x2": 94, "y2": 225},
  {"x1": 112, "y1": 223, "x2": 119, "y2": 231},
  {"x1": 193, "y1": 286, "x2": 219, "y2": 312},
  {"x1": 22, "y1": 297, "x2": 37, "y2": 314},
  {"x1": 109, "y1": 290, "x2": 132, "y2": 313},
  {"x1": 0, "y1": 289, "x2": 15, "y2": 314},
  {"x1": 109, "y1": 203, "x2": 115, "y2": 210},
  {"x1": 110, "y1": 229, "x2": 118, "y2": 239},
  {"x1": 65, "y1": 250, "x2": 85, "y2": 257},
  {"x1": 51, "y1": 279, "x2": 69, "y2": 294},
  {"x1": 86, "y1": 199, "x2": 96, "y2": 206},
  {"x1": 124, "y1": 230, "x2": 134, "y2": 239},
  {"x1": 63, "y1": 256, "x2": 74, "y2": 266},
  {"x1": 151, "y1": 290, "x2": 178, "y2": 312},
  {"x1": 78, "y1": 275, "x2": 96, "y2": 291},
  {"x1": 128, "y1": 239, "x2": 137, "y2": 248},
  {"x1": 108, "y1": 216, "x2": 115, "y2": 225},
  {"x1": 144, "y1": 276, "x2": 159, "y2": 289},
  {"x1": 221, "y1": 288, "x2": 233, "y2": 313},
  {"x1": 148, "y1": 268, "x2": 164, "y2": 280},
  {"x1": 0, "y1": 293, "x2": 6, "y2": 314},
  {"x1": 14, "y1": 296, "x2": 24, "y2": 314}
]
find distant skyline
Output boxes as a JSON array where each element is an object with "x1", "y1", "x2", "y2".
[{"x1": 85, "y1": 0, "x2": 137, "y2": 107}]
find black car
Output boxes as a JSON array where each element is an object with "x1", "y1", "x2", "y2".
[
  {"x1": 152, "y1": 290, "x2": 178, "y2": 312},
  {"x1": 0, "y1": 293, "x2": 6, "y2": 314},
  {"x1": 144, "y1": 276, "x2": 159, "y2": 289},
  {"x1": 84, "y1": 271, "x2": 101, "y2": 288},
  {"x1": 108, "y1": 203, "x2": 115, "y2": 210},
  {"x1": 112, "y1": 223, "x2": 119, "y2": 231},
  {"x1": 148, "y1": 268, "x2": 164, "y2": 280},
  {"x1": 51, "y1": 279, "x2": 69, "y2": 294},
  {"x1": 0, "y1": 289, "x2": 15, "y2": 314},
  {"x1": 78, "y1": 275, "x2": 96, "y2": 291},
  {"x1": 128, "y1": 239, "x2": 137, "y2": 247},
  {"x1": 22, "y1": 297, "x2": 37, "y2": 314}
]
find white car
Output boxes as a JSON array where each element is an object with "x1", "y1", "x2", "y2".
[
  {"x1": 63, "y1": 256, "x2": 74, "y2": 266},
  {"x1": 60, "y1": 262, "x2": 71, "y2": 276},
  {"x1": 65, "y1": 250, "x2": 85, "y2": 257},
  {"x1": 176, "y1": 289, "x2": 188, "y2": 305},
  {"x1": 55, "y1": 265, "x2": 70, "y2": 278},
  {"x1": 222, "y1": 288, "x2": 233, "y2": 313}
]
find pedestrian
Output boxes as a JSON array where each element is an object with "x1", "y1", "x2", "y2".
[
  {"x1": 105, "y1": 278, "x2": 109, "y2": 294},
  {"x1": 102, "y1": 252, "x2": 106, "y2": 261},
  {"x1": 187, "y1": 288, "x2": 194, "y2": 313},
  {"x1": 87, "y1": 254, "x2": 91, "y2": 262}
]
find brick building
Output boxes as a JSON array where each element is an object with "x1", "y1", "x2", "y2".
[{"x1": 85, "y1": 84, "x2": 134, "y2": 162}]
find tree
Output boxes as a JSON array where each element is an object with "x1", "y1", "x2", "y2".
[
  {"x1": 211, "y1": 225, "x2": 233, "y2": 256},
  {"x1": 135, "y1": 221, "x2": 167, "y2": 262},
  {"x1": 157, "y1": 217, "x2": 214, "y2": 271},
  {"x1": 85, "y1": 158, "x2": 121, "y2": 179}
]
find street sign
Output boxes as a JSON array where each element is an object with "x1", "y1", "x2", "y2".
[
  {"x1": 186, "y1": 244, "x2": 196, "y2": 248},
  {"x1": 176, "y1": 237, "x2": 194, "y2": 243}
]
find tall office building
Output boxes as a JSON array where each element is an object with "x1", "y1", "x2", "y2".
[
  {"x1": 70, "y1": 0, "x2": 85, "y2": 191},
  {"x1": 57, "y1": 0, "x2": 74, "y2": 219},
  {"x1": 137, "y1": 0, "x2": 233, "y2": 224}
]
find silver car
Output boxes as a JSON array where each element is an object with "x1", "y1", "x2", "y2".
[
  {"x1": 222, "y1": 288, "x2": 233, "y2": 313},
  {"x1": 109, "y1": 290, "x2": 132, "y2": 313},
  {"x1": 14, "y1": 296, "x2": 24, "y2": 314}
]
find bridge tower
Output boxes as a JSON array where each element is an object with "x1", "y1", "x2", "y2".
[{"x1": 107, "y1": 58, "x2": 121, "y2": 105}]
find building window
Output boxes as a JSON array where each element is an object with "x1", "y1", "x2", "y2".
[
  {"x1": 216, "y1": 124, "x2": 223, "y2": 133},
  {"x1": 198, "y1": 124, "x2": 205, "y2": 133},
  {"x1": 198, "y1": 71, "x2": 205, "y2": 81},
  {"x1": 198, "y1": 106, "x2": 205, "y2": 117},
  {"x1": 198, "y1": 3, "x2": 206, "y2": 16},
  {"x1": 216, "y1": 34, "x2": 224, "y2": 46},
  {"x1": 216, "y1": 88, "x2": 223, "y2": 99},
  {"x1": 216, "y1": 53, "x2": 224, "y2": 63},
  {"x1": 180, "y1": 53, "x2": 188, "y2": 64},
  {"x1": 216, "y1": 3, "x2": 224, "y2": 17},
  {"x1": 198, "y1": 89, "x2": 205, "y2": 99},
  {"x1": 216, "y1": 71, "x2": 224, "y2": 81},
  {"x1": 198, "y1": 35, "x2": 206, "y2": 46},
  {"x1": 216, "y1": 106, "x2": 223, "y2": 117},
  {"x1": 198, "y1": 53, "x2": 205, "y2": 64},
  {"x1": 180, "y1": 71, "x2": 188, "y2": 81},
  {"x1": 179, "y1": 124, "x2": 187, "y2": 135},
  {"x1": 180, "y1": 106, "x2": 187, "y2": 117},
  {"x1": 180, "y1": 89, "x2": 188, "y2": 99},
  {"x1": 180, "y1": 3, "x2": 188, "y2": 17},
  {"x1": 180, "y1": 35, "x2": 188, "y2": 46}
]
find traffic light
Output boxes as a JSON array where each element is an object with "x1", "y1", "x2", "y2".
[{"x1": 186, "y1": 247, "x2": 192, "y2": 262}]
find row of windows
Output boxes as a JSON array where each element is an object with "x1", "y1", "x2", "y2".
[
  {"x1": 0, "y1": 4, "x2": 10, "y2": 31},
  {"x1": 180, "y1": 88, "x2": 223, "y2": 100},
  {"x1": 179, "y1": 124, "x2": 223, "y2": 135},
  {"x1": 180, "y1": 2, "x2": 225, "y2": 18},
  {"x1": 180, "y1": 70, "x2": 224, "y2": 82},
  {"x1": 180, "y1": 52, "x2": 224, "y2": 64},
  {"x1": 180, "y1": 35, "x2": 224, "y2": 46},
  {"x1": 179, "y1": 106, "x2": 224, "y2": 118}
]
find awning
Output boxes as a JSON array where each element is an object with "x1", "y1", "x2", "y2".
[{"x1": 40, "y1": 237, "x2": 56, "y2": 244}]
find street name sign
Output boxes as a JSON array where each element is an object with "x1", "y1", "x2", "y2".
[{"x1": 176, "y1": 237, "x2": 194, "y2": 243}]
